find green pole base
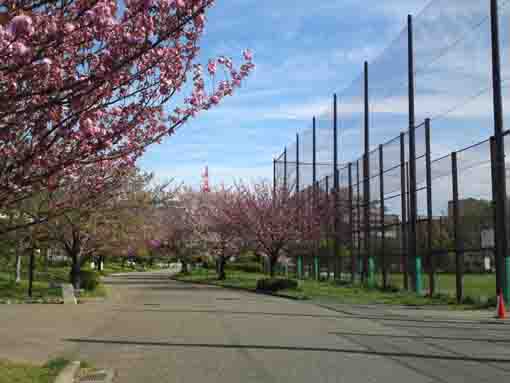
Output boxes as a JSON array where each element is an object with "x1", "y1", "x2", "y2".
[
  {"x1": 314, "y1": 257, "x2": 319, "y2": 281},
  {"x1": 367, "y1": 257, "x2": 375, "y2": 288},
  {"x1": 415, "y1": 257, "x2": 423, "y2": 295}
]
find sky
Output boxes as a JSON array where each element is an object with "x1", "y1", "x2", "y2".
[{"x1": 138, "y1": 0, "x2": 510, "y2": 209}]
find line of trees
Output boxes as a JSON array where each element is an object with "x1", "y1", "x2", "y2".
[{"x1": 0, "y1": 0, "x2": 254, "y2": 294}]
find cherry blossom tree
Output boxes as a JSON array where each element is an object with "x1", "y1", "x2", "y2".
[
  {"x1": 195, "y1": 188, "x2": 241, "y2": 280},
  {"x1": 230, "y1": 182, "x2": 322, "y2": 277},
  {"x1": 0, "y1": 0, "x2": 254, "y2": 227},
  {"x1": 41, "y1": 166, "x2": 162, "y2": 288}
]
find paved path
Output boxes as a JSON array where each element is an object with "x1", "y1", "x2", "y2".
[{"x1": 2, "y1": 271, "x2": 510, "y2": 382}]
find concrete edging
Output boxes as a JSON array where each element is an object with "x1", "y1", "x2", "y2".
[{"x1": 55, "y1": 361, "x2": 80, "y2": 383}]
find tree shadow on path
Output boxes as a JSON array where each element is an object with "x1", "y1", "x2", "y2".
[{"x1": 64, "y1": 338, "x2": 510, "y2": 363}]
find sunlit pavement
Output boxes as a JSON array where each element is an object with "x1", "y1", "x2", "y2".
[{"x1": 2, "y1": 271, "x2": 509, "y2": 382}]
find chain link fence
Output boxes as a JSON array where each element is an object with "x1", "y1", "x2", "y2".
[{"x1": 272, "y1": 0, "x2": 510, "y2": 304}]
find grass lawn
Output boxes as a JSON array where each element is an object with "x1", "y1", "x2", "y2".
[
  {"x1": 372, "y1": 272, "x2": 496, "y2": 302},
  {"x1": 99, "y1": 262, "x2": 161, "y2": 276},
  {"x1": 0, "y1": 358, "x2": 69, "y2": 383},
  {"x1": 0, "y1": 268, "x2": 66, "y2": 301},
  {"x1": 175, "y1": 268, "x2": 494, "y2": 309},
  {"x1": 0, "y1": 260, "x2": 140, "y2": 302}
]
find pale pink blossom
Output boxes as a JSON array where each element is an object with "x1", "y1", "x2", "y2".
[{"x1": 8, "y1": 15, "x2": 33, "y2": 36}]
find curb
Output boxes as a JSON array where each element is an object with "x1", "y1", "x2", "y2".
[
  {"x1": 55, "y1": 361, "x2": 80, "y2": 383},
  {"x1": 170, "y1": 277, "x2": 307, "y2": 301}
]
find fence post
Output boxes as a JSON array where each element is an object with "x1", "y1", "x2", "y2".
[
  {"x1": 425, "y1": 118, "x2": 435, "y2": 296},
  {"x1": 490, "y1": 0, "x2": 509, "y2": 303},
  {"x1": 326, "y1": 175, "x2": 331, "y2": 279},
  {"x1": 296, "y1": 133, "x2": 303, "y2": 280},
  {"x1": 452, "y1": 152, "x2": 463, "y2": 303},
  {"x1": 357, "y1": 160, "x2": 362, "y2": 280},
  {"x1": 400, "y1": 133, "x2": 408, "y2": 290},
  {"x1": 408, "y1": 14, "x2": 421, "y2": 295},
  {"x1": 333, "y1": 94, "x2": 340, "y2": 281},
  {"x1": 349, "y1": 162, "x2": 355, "y2": 284},
  {"x1": 490, "y1": 136, "x2": 503, "y2": 295},
  {"x1": 283, "y1": 148, "x2": 287, "y2": 193},
  {"x1": 315, "y1": 180, "x2": 321, "y2": 280},
  {"x1": 313, "y1": 117, "x2": 319, "y2": 281},
  {"x1": 273, "y1": 158, "x2": 276, "y2": 199},
  {"x1": 379, "y1": 144, "x2": 387, "y2": 289},
  {"x1": 364, "y1": 61, "x2": 373, "y2": 287}
]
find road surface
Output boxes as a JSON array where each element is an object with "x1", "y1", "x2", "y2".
[{"x1": 2, "y1": 271, "x2": 510, "y2": 382}]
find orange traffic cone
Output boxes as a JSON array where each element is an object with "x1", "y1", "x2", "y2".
[{"x1": 497, "y1": 291, "x2": 507, "y2": 319}]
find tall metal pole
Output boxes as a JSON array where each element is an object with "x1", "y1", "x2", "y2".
[
  {"x1": 296, "y1": 134, "x2": 302, "y2": 279},
  {"x1": 283, "y1": 148, "x2": 287, "y2": 193},
  {"x1": 379, "y1": 144, "x2": 387, "y2": 289},
  {"x1": 313, "y1": 117, "x2": 317, "y2": 189},
  {"x1": 333, "y1": 94, "x2": 340, "y2": 280},
  {"x1": 313, "y1": 117, "x2": 319, "y2": 280},
  {"x1": 326, "y1": 175, "x2": 331, "y2": 279},
  {"x1": 357, "y1": 160, "x2": 362, "y2": 280},
  {"x1": 490, "y1": 0, "x2": 509, "y2": 303},
  {"x1": 364, "y1": 61, "x2": 373, "y2": 286},
  {"x1": 452, "y1": 152, "x2": 463, "y2": 303},
  {"x1": 400, "y1": 133, "x2": 408, "y2": 290},
  {"x1": 425, "y1": 119, "x2": 435, "y2": 296},
  {"x1": 349, "y1": 162, "x2": 355, "y2": 283},
  {"x1": 490, "y1": 136, "x2": 502, "y2": 294},
  {"x1": 296, "y1": 134, "x2": 300, "y2": 195},
  {"x1": 408, "y1": 14, "x2": 421, "y2": 294},
  {"x1": 273, "y1": 158, "x2": 276, "y2": 200}
]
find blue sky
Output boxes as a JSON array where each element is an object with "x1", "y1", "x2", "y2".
[
  {"x1": 138, "y1": 0, "x2": 433, "y2": 187},
  {"x1": 138, "y1": 0, "x2": 510, "y2": 199}
]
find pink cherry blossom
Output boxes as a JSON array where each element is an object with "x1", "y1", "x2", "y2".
[
  {"x1": 243, "y1": 49, "x2": 253, "y2": 61},
  {"x1": 207, "y1": 60, "x2": 217, "y2": 75},
  {"x1": 8, "y1": 15, "x2": 33, "y2": 36},
  {"x1": 0, "y1": 0, "x2": 254, "y2": 234}
]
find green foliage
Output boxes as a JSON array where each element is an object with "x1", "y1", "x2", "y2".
[
  {"x1": 226, "y1": 262, "x2": 262, "y2": 274},
  {"x1": 79, "y1": 270, "x2": 100, "y2": 291},
  {"x1": 0, "y1": 358, "x2": 69, "y2": 383},
  {"x1": 256, "y1": 278, "x2": 298, "y2": 293}
]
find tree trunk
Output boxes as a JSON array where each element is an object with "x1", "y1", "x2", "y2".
[
  {"x1": 96, "y1": 256, "x2": 103, "y2": 271},
  {"x1": 218, "y1": 256, "x2": 226, "y2": 280},
  {"x1": 269, "y1": 255, "x2": 278, "y2": 278},
  {"x1": 28, "y1": 249, "x2": 35, "y2": 298},
  {"x1": 15, "y1": 255, "x2": 22, "y2": 284},
  {"x1": 70, "y1": 254, "x2": 81, "y2": 290}
]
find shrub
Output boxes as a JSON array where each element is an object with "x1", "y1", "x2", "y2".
[
  {"x1": 79, "y1": 270, "x2": 100, "y2": 291},
  {"x1": 226, "y1": 262, "x2": 262, "y2": 274},
  {"x1": 256, "y1": 278, "x2": 298, "y2": 293}
]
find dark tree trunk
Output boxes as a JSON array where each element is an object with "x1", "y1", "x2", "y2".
[
  {"x1": 96, "y1": 256, "x2": 103, "y2": 271},
  {"x1": 28, "y1": 249, "x2": 35, "y2": 298},
  {"x1": 269, "y1": 255, "x2": 278, "y2": 278},
  {"x1": 218, "y1": 256, "x2": 226, "y2": 280},
  {"x1": 181, "y1": 259, "x2": 189, "y2": 274},
  {"x1": 70, "y1": 254, "x2": 81, "y2": 290}
]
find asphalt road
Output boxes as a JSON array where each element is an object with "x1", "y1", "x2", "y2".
[{"x1": 2, "y1": 271, "x2": 510, "y2": 382}]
